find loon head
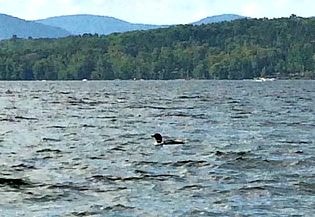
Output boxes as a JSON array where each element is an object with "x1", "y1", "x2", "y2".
[{"x1": 151, "y1": 133, "x2": 163, "y2": 144}]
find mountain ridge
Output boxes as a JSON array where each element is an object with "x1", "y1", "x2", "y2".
[
  {"x1": 35, "y1": 14, "x2": 163, "y2": 35},
  {"x1": 0, "y1": 13, "x2": 245, "y2": 39},
  {"x1": 0, "y1": 13, "x2": 70, "y2": 40},
  {"x1": 191, "y1": 14, "x2": 245, "y2": 25}
]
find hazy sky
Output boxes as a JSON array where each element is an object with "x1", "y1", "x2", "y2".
[{"x1": 0, "y1": 0, "x2": 313, "y2": 24}]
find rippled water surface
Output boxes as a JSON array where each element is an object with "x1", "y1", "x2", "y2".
[{"x1": 0, "y1": 80, "x2": 314, "y2": 216}]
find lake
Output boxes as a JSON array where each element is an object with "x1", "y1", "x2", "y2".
[{"x1": 0, "y1": 80, "x2": 314, "y2": 216}]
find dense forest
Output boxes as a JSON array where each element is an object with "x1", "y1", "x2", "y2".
[{"x1": 0, "y1": 15, "x2": 314, "y2": 80}]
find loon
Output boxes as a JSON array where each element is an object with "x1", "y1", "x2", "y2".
[{"x1": 151, "y1": 133, "x2": 185, "y2": 145}]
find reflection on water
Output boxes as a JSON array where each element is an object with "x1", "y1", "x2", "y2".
[{"x1": 0, "y1": 80, "x2": 314, "y2": 216}]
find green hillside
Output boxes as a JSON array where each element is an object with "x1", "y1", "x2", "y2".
[{"x1": 0, "y1": 15, "x2": 314, "y2": 80}]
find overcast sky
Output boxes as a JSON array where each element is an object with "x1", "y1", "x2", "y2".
[{"x1": 0, "y1": 0, "x2": 313, "y2": 24}]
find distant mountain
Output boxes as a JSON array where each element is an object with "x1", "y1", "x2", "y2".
[
  {"x1": 192, "y1": 14, "x2": 245, "y2": 25},
  {"x1": 35, "y1": 14, "x2": 163, "y2": 35},
  {"x1": 0, "y1": 13, "x2": 70, "y2": 40},
  {"x1": 0, "y1": 13, "x2": 246, "y2": 40}
]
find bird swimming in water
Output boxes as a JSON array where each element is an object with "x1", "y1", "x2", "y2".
[{"x1": 151, "y1": 133, "x2": 185, "y2": 145}]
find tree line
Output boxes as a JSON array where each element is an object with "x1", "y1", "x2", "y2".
[{"x1": 0, "y1": 15, "x2": 314, "y2": 80}]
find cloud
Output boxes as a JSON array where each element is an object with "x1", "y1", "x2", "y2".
[
  {"x1": 239, "y1": 0, "x2": 315, "y2": 18},
  {"x1": 90, "y1": 0, "x2": 211, "y2": 24},
  {"x1": 0, "y1": 0, "x2": 81, "y2": 20},
  {"x1": 240, "y1": 2, "x2": 261, "y2": 17}
]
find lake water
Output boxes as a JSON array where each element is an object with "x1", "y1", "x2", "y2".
[{"x1": 0, "y1": 80, "x2": 314, "y2": 216}]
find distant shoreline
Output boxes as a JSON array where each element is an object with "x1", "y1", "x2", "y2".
[
  {"x1": 1, "y1": 16, "x2": 314, "y2": 80},
  {"x1": 0, "y1": 77, "x2": 314, "y2": 82}
]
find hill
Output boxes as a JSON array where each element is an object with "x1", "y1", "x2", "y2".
[
  {"x1": 35, "y1": 14, "x2": 245, "y2": 35},
  {"x1": 35, "y1": 14, "x2": 163, "y2": 35},
  {"x1": 0, "y1": 13, "x2": 70, "y2": 40},
  {"x1": 0, "y1": 13, "x2": 246, "y2": 39},
  {"x1": 192, "y1": 14, "x2": 245, "y2": 25},
  {"x1": 0, "y1": 16, "x2": 314, "y2": 80}
]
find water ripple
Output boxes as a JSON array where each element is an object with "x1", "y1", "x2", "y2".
[{"x1": 0, "y1": 80, "x2": 314, "y2": 216}]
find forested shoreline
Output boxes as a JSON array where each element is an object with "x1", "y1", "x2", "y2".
[{"x1": 0, "y1": 15, "x2": 314, "y2": 80}]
